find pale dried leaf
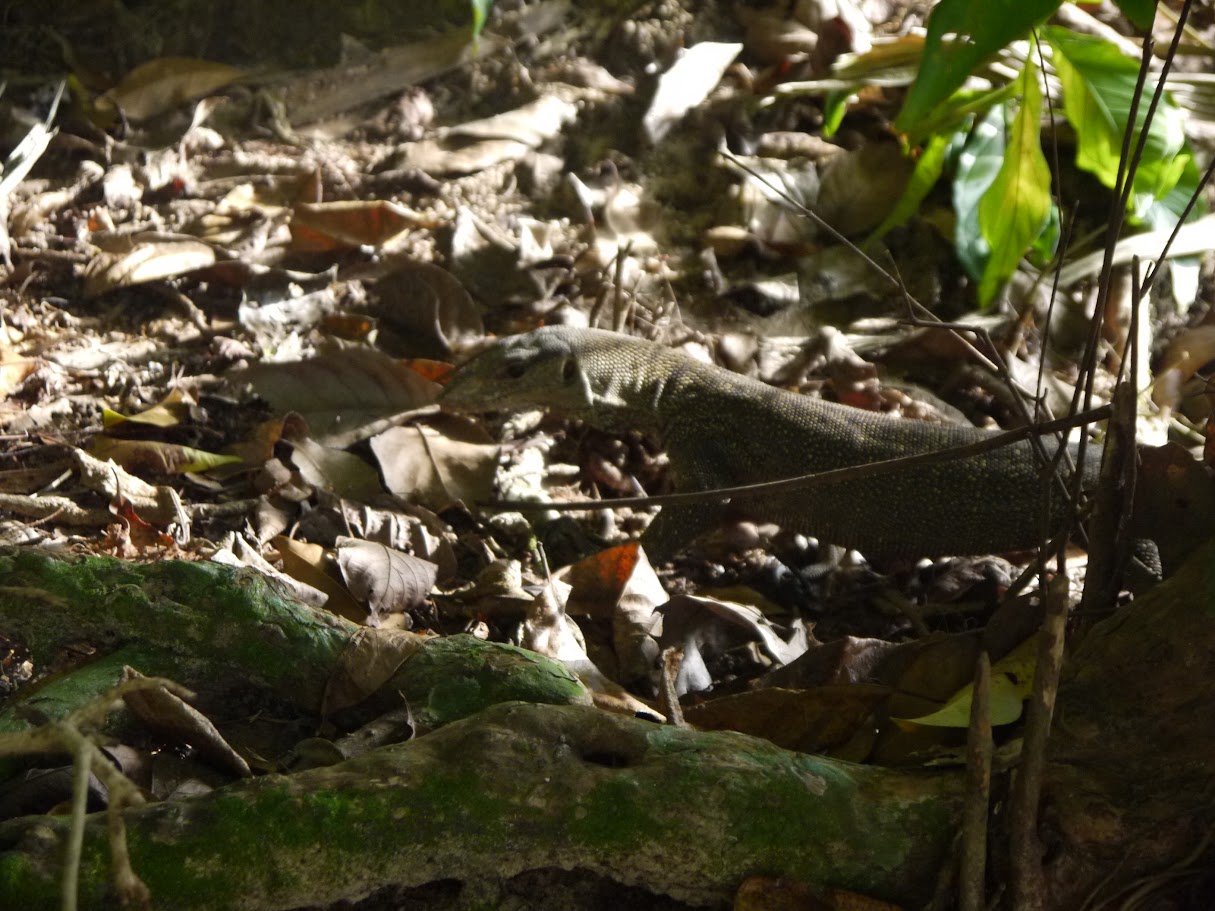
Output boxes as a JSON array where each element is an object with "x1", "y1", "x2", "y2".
[
  {"x1": 290, "y1": 200, "x2": 439, "y2": 251},
  {"x1": 523, "y1": 581, "x2": 660, "y2": 719},
  {"x1": 321, "y1": 627, "x2": 429, "y2": 716},
  {"x1": 83, "y1": 241, "x2": 217, "y2": 298},
  {"x1": 289, "y1": 437, "x2": 383, "y2": 501},
  {"x1": 399, "y1": 96, "x2": 578, "y2": 176},
  {"x1": 370, "y1": 416, "x2": 497, "y2": 508},
  {"x1": 272, "y1": 536, "x2": 366, "y2": 622},
  {"x1": 98, "y1": 58, "x2": 244, "y2": 121},
  {"x1": 660, "y1": 594, "x2": 809, "y2": 695},
  {"x1": 335, "y1": 537, "x2": 438, "y2": 621},
  {"x1": 643, "y1": 42, "x2": 742, "y2": 144},
  {"x1": 121, "y1": 667, "x2": 250, "y2": 777}
]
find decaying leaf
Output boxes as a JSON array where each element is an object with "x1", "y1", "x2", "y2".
[
  {"x1": 336, "y1": 537, "x2": 438, "y2": 625},
  {"x1": 397, "y1": 95, "x2": 578, "y2": 175},
  {"x1": 83, "y1": 240, "x2": 217, "y2": 298},
  {"x1": 684, "y1": 685, "x2": 890, "y2": 757},
  {"x1": 660, "y1": 594, "x2": 809, "y2": 696},
  {"x1": 372, "y1": 260, "x2": 484, "y2": 356},
  {"x1": 565, "y1": 543, "x2": 665, "y2": 686},
  {"x1": 272, "y1": 535, "x2": 366, "y2": 623},
  {"x1": 289, "y1": 200, "x2": 440, "y2": 252},
  {"x1": 522, "y1": 579, "x2": 660, "y2": 720},
  {"x1": 121, "y1": 667, "x2": 250, "y2": 777},
  {"x1": 321, "y1": 627, "x2": 429, "y2": 717},
  {"x1": 234, "y1": 348, "x2": 441, "y2": 448},
  {"x1": 97, "y1": 58, "x2": 244, "y2": 122},
  {"x1": 643, "y1": 42, "x2": 742, "y2": 144},
  {"x1": 370, "y1": 415, "x2": 497, "y2": 508},
  {"x1": 90, "y1": 437, "x2": 241, "y2": 475},
  {"x1": 288, "y1": 437, "x2": 383, "y2": 501}
]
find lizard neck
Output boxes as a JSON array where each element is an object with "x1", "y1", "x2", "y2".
[{"x1": 578, "y1": 341, "x2": 703, "y2": 439}]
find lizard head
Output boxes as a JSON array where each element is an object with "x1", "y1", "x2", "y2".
[{"x1": 439, "y1": 326, "x2": 603, "y2": 418}]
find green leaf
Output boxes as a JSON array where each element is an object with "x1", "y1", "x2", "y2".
[
  {"x1": 895, "y1": 635, "x2": 1039, "y2": 728},
  {"x1": 1028, "y1": 202, "x2": 1061, "y2": 266},
  {"x1": 1046, "y1": 25, "x2": 1187, "y2": 205},
  {"x1": 469, "y1": 0, "x2": 492, "y2": 40},
  {"x1": 952, "y1": 105, "x2": 1007, "y2": 284},
  {"x1": 895, "y1": 0, "x2": 1058, "y2": 131},
  {"x1": 1142, "y1": 152, "x2": 1206, "y2": 232},
  {"x1": 820, "y1": 90, "x2": 849, "y2": 137},
  {"x1": 867, "y1": 132, "x2": 951, "y2": 245},
  {"x1": 977, "y1": 58, "x2": 1052, "y2": 304},
  {"x1": 1113, "y1": 0, "x2": 1156, "y2": 30},
  {"x1": 904, "y1": 83, "x2": 1015, "y2": 147}
]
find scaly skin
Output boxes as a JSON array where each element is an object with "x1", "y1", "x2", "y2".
[{"x1": 440, "y1": 326, "x2": 1098, "y2": 560}]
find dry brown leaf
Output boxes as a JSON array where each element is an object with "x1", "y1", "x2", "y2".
[
  {"x1": 288, "y1": 437, "x2": 383, "y2": 501},
  {"x1": 643, "y1": 42, "x2": 742, "y2": 144},
  {"x1": 370, "y1": 415, "x2": 497, "y2": 508},
  {"x1": 97, "y1": 57, "x2": 244, "y2": 121},
  {"x1": 372, "y1": 260, "x2": 484, "y2": 355},
  {"x1": 335, "y1": 537, "x2": 438, "y2": 623},
  {"x1": 522, "y1": 580, "x2": 661, "y2": 720},
  {"x1": 234, "y1": 348, "x2": 441, "y2": 448},
  {"x1": 566, "y1": 543, "x2": 666, "y2": 687},
  {"x1": 0, "y1": 355, "x2": 38, "y2": 401},
  {"x1": 398, "y1": 95, "x2": 578, "y2": 176},
  {"x1": 90, "y1": 437, "x2": 240, "y2": 475},
  {"x1": 83, "y1": 240, "x2": 217, "y2": 298},
  {"x1": 683, "y1": 686, "x2": 889, "y2": 757},
  {"x1": 1152, "y1": 325, "x2": 1215, "y2": 409},
  {"x1": 321, "y1": 627, "x2": 429, "y2": 717},
  {"x1": 660, "y1": 594, "x2": 809, "y2": 695},
  {"x1": 283, "y1": 30, "x2": 495, "y2": 128},
  {"x1": 272, "y1": 536, "x2": 366, "y2": 623},
  {"x1": 289, "y1": 200, "x2": 439, "y2": 252},
  {"x1": 121, "y1": 667, "x2": 250, "y2": 777}
]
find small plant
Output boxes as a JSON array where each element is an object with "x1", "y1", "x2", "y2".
[{"x1": 880, "y1": 0, "x2": 1196, "y2": 306}]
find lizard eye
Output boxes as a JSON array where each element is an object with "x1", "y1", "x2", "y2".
[
  {"x1": 504, "y1": 361, "x2": 528, "y2": 379},
  {"x1": 561, "y1": 357, "x2": 577, "y2": 383}
]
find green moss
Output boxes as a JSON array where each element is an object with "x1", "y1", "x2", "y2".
[
  {"x1": 568, "y1": 775, "x2": 653, "y2": 847},
  {"x1": 401, "y1": 636, "x2": 590, "y2": 726}
]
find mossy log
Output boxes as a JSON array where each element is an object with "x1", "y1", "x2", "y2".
[
  {"x1": 0, "y1": 701, "x2": 962, "y2": 910},
  {"x1": 0, "y1": 543, "x2": 1213, "y2": 909},
  {"x1": 0, "y1": 549, "x2": 591, "y2": 738}
]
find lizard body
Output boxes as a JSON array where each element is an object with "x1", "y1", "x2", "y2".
[{"x1": 440, "y1": 327, "x2": 1100, "y2": 560}]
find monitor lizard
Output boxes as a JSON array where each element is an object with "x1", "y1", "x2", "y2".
[{"x1": 439, "y1": 326, "x2": 1101, "y2": 561}]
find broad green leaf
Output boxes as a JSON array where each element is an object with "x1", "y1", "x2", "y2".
[
  {"x1": 977, "y1": 58, "x2": 1052, "y2": 304},
  {"x1": 1046, "y1": 26, "x2": 1187, "y2": 206},
  {"x1": 868, "y1": 131, "x2": 951, "y2": 244},
  {"x1": 1028, "y1": 202, "x2": 1061, "y2": 265},
  {"x1": 1114, "y1": 0, "x2": 1156, "y2": 30},
  {"x1": 906, "y1": 83, "x2": 1016, "y2": 147},
  {"x1": 952, "y1": 105, "x2": 1007, "y2": 284},
  {"x1": 895, "y1": 0, "x2": 1058, "y2": 130},
  {"x1": 1143, "y1": 152, "x2": 1206, "y2": 232}
]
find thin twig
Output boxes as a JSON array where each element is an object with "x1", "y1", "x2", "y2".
[{"x1": 959, "y1": 650, "x2": 993, "y2": 911}]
